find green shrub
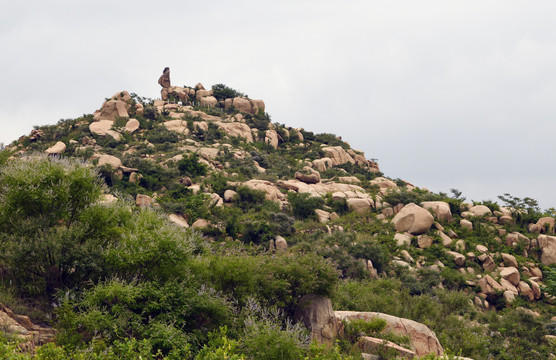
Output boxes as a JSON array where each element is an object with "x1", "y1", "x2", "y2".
[
  {"x1": 57, "y1": 278, "x2": 230, "y2": 355},
  {"x1": 241, "y1": 303, "x2": 309, "y2": 360},
  {"x1": 178, "y1": 153, "x2": 208, "y2": 177},
  {"x1": 192, "y1": 253, "x2": 338, "y2": 312},
  {"x1": 287, "y1": 192, "x2": 324, "y2": 220},
  {"x1": 234, "y1": 186, "x2": 267, "y2": 211},
  {"x1": 211, "y1": 84, "x2": 245, "y2": 101},
  {"x1": 0, "y1": 155, "x2": 103, "y2": 229}
]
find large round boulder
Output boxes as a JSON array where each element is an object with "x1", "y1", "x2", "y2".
[
  {"x1": 392, "y1": 203, "x2": 434, "y2": 235},
  {"x1": 420, "y1": 201, "x2": 452, "y2": 221}
]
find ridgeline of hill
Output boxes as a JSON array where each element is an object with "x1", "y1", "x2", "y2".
[{"x1": 0, "y1": 83, "x2": 555, "y2": 359}]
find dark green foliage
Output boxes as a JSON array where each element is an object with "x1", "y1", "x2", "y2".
[
  {"x1": 245, "y1": 111, "x2": 271, "y2": 131},
  {"x1": 241, "y1": 304, "x2": 309, "y2": 360},
  {"x1": 242, "y1": 220, "x2": 273, "y2": 244},
  {"x1": 270, "y1": 212, "x2": 295, "y2": 237},
  {"x1": 0, "y1": 155, "x2": 103, "y2": 228},
  {"x1": 211, "y1": 84, "x2": 246, "y2": 101},
  {"x1": 192, "y1": 253, "x2": 338, "y2": 312},
  {"x1": 146, "y1": 128, "x2": 179, "y2": 144},
  {"x1": 159, "y1": 191, "x2": 211, "y2": 223},
  {"x1": 0, "y1": 156, "x2": 196, "y2": 300},
  {"x1": 312, "y1": 133, "x2": 346, "y2": 148},
  {"x1": 325, "y1": 194, "x2": 349, "y2": 215},
  {"x1": 382, "y1": 187, "x2": 443, "y2": 206},
  {"x1": 177, "y1": 153, "x2": 208, "y2": 177},
  {"x1": 287, "y1": 192, "x2": 324, "y2": 220},
  {"x1": 233, "y1": 186, "x2": 267, "y2": 211},
  {"x1": 546, "y1": 267, "x2": 556, "y2": 297},
  {"x1": 498, "y1": 193, "x2": 544, "y2": 227},
  {"x1": 57, "y1": 278, "x2": 230, "y2": 356},
  {"x1": 136, "y1": 160, "x2": 179, "y2": 191}
]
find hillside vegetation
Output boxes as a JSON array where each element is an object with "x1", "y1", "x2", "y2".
[{"x1": 0, "y1": 84, "x2": 555, "y2": 359}]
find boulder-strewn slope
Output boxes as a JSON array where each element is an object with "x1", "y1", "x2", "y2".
[{"x1": 3, "y1": 84, "x2": 556, "y2": 359}]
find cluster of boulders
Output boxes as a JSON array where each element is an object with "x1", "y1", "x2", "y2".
[
  {"x1": 294, "y1": 295, "x2": 447, "y2": 359},
  {"x1": 0, "y1": 304, "x2": 56, "y2": 352},
  {"x1": 385, "y1": 201, "x2": 554, "y2": 307}
]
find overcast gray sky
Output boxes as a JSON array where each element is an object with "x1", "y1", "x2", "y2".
[{"x1": 2, "y1": 1, "x2": 556, "y2": 209}]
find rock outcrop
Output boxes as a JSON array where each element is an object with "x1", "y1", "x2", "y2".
[
  {"x1": 392, "y1": 203, "x2": 434, "y2": 235},
  {"x1": 335, "y1": 311, "x2": 444, "y2": 357}
]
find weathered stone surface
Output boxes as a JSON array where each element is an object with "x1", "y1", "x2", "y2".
[
  {"x1": 338, "y1": 176, "x2": 361, "y2": 184},
  {"x1": 357, "y1": 337, "x2": 415, "y2": 359},
  {"x1": 200, "y1": 96, "x2": 218, "y2": 107},
  {"x1": 469, "y1": 205, "x2": 492, "y2": 217},
  {"x1": 518, "y1": 281, "x2": 534, "y2": 301},
  {"x1": 395, "y1": 233, "x2": 412, "y2": 247},
  {"x1": 231, "y1": 97, "x2": 252, "y2": 113},
  {"x1": 482, "y1": 255, "x2": 496, "y2": 272},
  {"x1": 45, "y1": 141, "x2": 66, "y2": 155},
  {"x1": 242, "y1": 179, "x2": 286, "y2": 203},
  {"x1": 89, "y1": 120, "x2": 114, "y2": 136},
  {"x1": 0, "y1": 305, "x2": 56, "y2": 350},
  {"x1": 477, "y1": 275, "x2": 504, "y2": 297},
  {"x1": 460, "y1": 219, "x2": 473, "y2": 231},
  {"x1": 392, "y1": 203, "x2": 434, "y2": 235},
  {"x1": 501, "y1": 253, "x2": 518, "y2": 268},
  {"x1": 335, "y1": 311, "x2": 443, "y2": 356},
  {"x1": 446, "y1": 251, "x2": 466, "y2": 266},
  {"x1": 97, "y1": 154, "x2": 122, "y2": 169},
  {"x1": 499, "y1": 278, "x2": 518, "y2": 294},
  {"x1": 135, "y1": 194, "x2": 153, "y2": 206},
  {"x1": 168, "y1": 214, "x2": 188, "y2": 228},
  {"x1": 250, "y1": 99, "x2": 265, "y2": 114},
  {"x1": 530, "y1": 280, "x2": 542, "y2": 299},
  {"x1": 536, "y1": 217, "x2": 555, "y2": 233},
  {"x1": 538, "y1": 235, "x2": 556, "y2": 265},
  {"x1": 265, "y1": 130, "x2": 279, "y2": 149},
  {"x1": 315, "y1": 209, "x2": 331, "y2": 223},
  {"x1": 208, "y1": 193, "x2": 223, "y2": 207},
  {"x1": 417, "y1": 235, "x2": 433, "y2": 249},
  {"x1": 294, "y1": 295, "x2": 340, "y2": 345},
  {"x1": 500, "y1": 267, "x2": 520, "y2": 286},
  {"x1": 322, "y1": 146, "x2": 355, "y2": 165},
  {"x1": 217, "y1": 121, "x2": 254, "y2": 142},
  {"x1": 369, "y1": 177, "x2": 398, "y2": 194},
  {"x1": 99, "y1": 99, "x2": 129, "y2": 121},
  {"x1": 223, "y1": 189, "x2": 238, "y2": 202},
  {"x1": 163, "y1": 120, "x2": 190, "y2": 134},
  {"x1": 421, "y1": 201, "x2": 452, "y2": 221},
  {"x1": 125, "y1": 118, "x2": 140, "y2": 133},
  {"x1": 312, "y1": 158, "x2": 333, "y2": 172},
  {"x1": 275, "y1": 235, "x2": 288, "y2": 250},
  {"x1": 295, "y1": 170, "x2": 320, "y2": 184},
  {"x1": 476, "y1": 245, "x2": 488, "y2": 253},
  {"x1": 437, "y1": 231, "x2": 453, "y2": 247},
  {"x1": 192, "y1": 219, "x2": 209, "y2": 228},
  {"x1": 504, "y1": 290, "x2": 516, "y2": 303},
  {"x1": 345, "y1": 198, "x2": 372, "y2": 214}
]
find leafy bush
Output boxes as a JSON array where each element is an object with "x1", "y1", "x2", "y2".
[
  {"x1": 381, "y1": 188, "x2": 443, "y2": 206},
  {"x1": 57, "y1": 278, "x2": 229, "y2": 356},
  {"x1": 234, "y1": 186, "x2": 267, "y2": 211},
  {"x1": 146, "y1": 128, "x2": 179, "y2": 144},
  {"x1": 211, "y1": 84, "x2": 246, "y2": 101},
  {"x1": 241, "y1": 301, "x2": 309, "y2": 360},
  {"x1": 287, "y1": 192, "x2": 324, "y2": 220},
  {"x1": 178, "y1": 153, "x2": 208, "y2": 177},
  {"x1": 192, "y1": 253, "x2": 338, "y2": 312},
  {"x1": 0, "y1": 155, "x2": 103, "y2": 229}
]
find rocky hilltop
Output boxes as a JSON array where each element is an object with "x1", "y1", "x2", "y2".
[{"x1": 2, "y1": 83, "x2": 555, "y2": 359}]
